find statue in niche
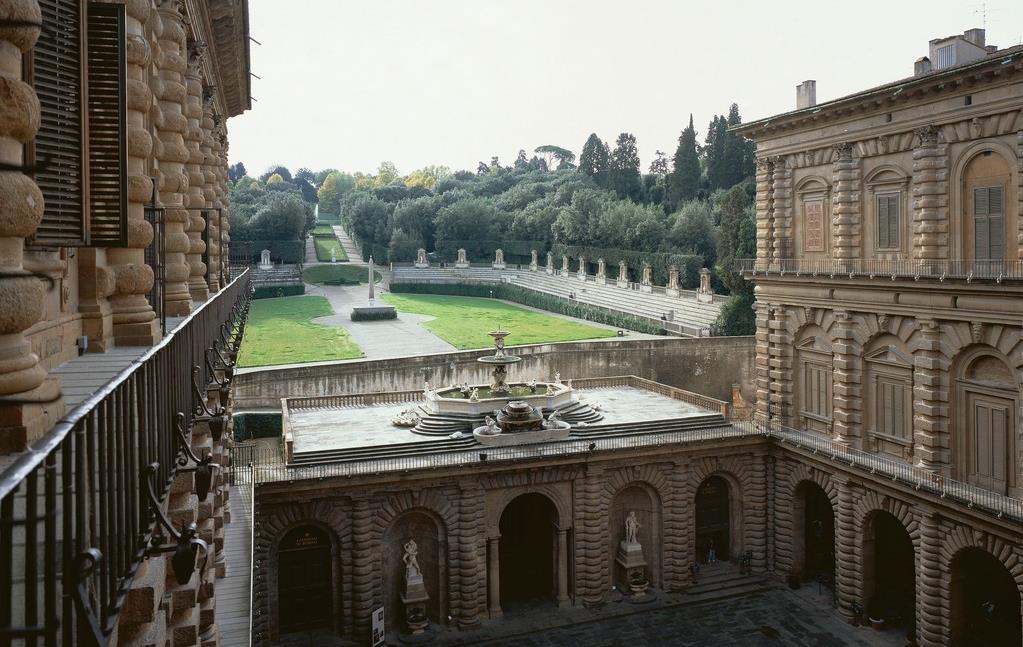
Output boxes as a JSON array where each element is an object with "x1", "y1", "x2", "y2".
[
  {"x1": 667, "y1": 265, "x2": 679, "y2": 290},
  {"x1": 403, "y1": 539, "x2": 421, "y2": 579},
  {"x1": 596, "y1": 258, "x2": 606, "y2": 279},
  {"x1": 455, "y1": 248, "x2": 468, "y2": 267},
  {"x1": 530, "y1": 249, "x2": 538, "y2": 270},
  {"x1": 494, "y1": 248, "x2": 504, "y2": 265},
  {"x1": 415, "y1": 248, "x2": 428, "y2": 267},
  {"x1": 625, "y1": 511, "x2": 640, "y2": 545},
  {"x1": 641, "y1": 264, "x2": 652, "y2": 285},
  {"x1": 546, "y1": 252, "x2": 554, "y2": 271}
]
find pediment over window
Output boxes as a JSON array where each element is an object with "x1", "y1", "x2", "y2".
[
  {"x1": 865, "y1": 345, "x2": 912, "y2": 366},
  {"x1": 865, "y1": 165, "x2": 910, "y2": 191},
  {"x1": 795, "y1": 175, "x2": 830, "y2": 197},
  {"x1": 796, "y1": 334, "x2": 832, "y2": 353}
]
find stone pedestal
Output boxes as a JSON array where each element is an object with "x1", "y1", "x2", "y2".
[
  {"x1": 402, "y1": 574, "x2": 430, "y2": 635},
  {"x1": 616, "y1": 540, "x2": 648, "y2": 596},
  {"x1": 455, "y1": 260, "x2": 469, "y2": 269}
]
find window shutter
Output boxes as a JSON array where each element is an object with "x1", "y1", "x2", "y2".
[
  {"x1": 877, "y1": 196, "x2": 889, "y2": 249},
  {"x1": 30, "y1": 0, "x2": 85, "y2": 246},
  {"x1": 988, "y1": 187, "x2": 1003, "y2": 261},
  {"x1": 85, "y1": 2, "x2": 128, "y2": 246},
  {"x1": 887, "y1": 196, "x2": 899, "y2": 249}
]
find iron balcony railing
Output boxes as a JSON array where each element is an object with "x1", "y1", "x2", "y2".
[
  {"x1": 0, "y1": 270, "x2": 252, "y2": 646},
  {"x1": 738, "y1": 258, "x2": 1023, "y2": 283}
]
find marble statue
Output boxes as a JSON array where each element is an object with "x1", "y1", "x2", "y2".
[
  {"x1": 494, "y1": 248, "x2": 504, "y2": 265},
  {"x1": 625, "y1": 511, "x2": 640, "y2": 545},
  {"x1": 543, "y1": 410, "x2": 562, "y2": 429},
  {"x1": 457, "y1": 248, "x2": 467, "y2": 264},
  {"x1": 667, "y1": 265, "x2": 679, "y2": 290},
  {"x1": 258, "y1": 249, "x2": 272, "y2": 269},
  {"x1": 330, "y1": 247, "x2": 336, "y2": 263},
  {"x1": 469, "y1": 388, "x2": 479, "y2": 402},
  {"x1": 618, "y1": 260, "x2": 629, "y2": 287},
  {"x1": 403, "y1": 539, "x2": 421, "y2": 579},
  {"x1": 455, "y1": 248, "x2": 469, "y2": 268},
  {"x1": 596, "y1": 258, "x2": 606, "y2": 278},
  {"x1": 415, "y1": 248, "x2": 428, "y2": 268},
  {"x1": 530, "y1": 249, "x2": 538, "y2": 271},
  {"x1": 561, "y1": 255, "x2": 570, "y2": 276},
  {"x1": 546, "y1": 252, "x2": 554, "y2": 274},
  {"x1": 641, "y1": 263, "x2": 652, "y2": 285},
  {"x1": 545, "y1": 383, "x2": 556, "y2": 396},
  {"x1": 481, "y1": 416, "x2": 500, "y2": 435},
  {"x1": 527, "y1": 378, "x2": 536, "y2": 392},
  {"x1": 554, "y1": 372, "x2": 562, "y2": 385},
  {"x1": 423, "y1": 380, "x2": 431, "y2": 394}
]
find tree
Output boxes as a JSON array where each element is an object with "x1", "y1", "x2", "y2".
[
  {"x1": 608, "y1": 132, "x2": 643, "y2": 201},
  {"x1": 667, "y1": 115, "x2": 701, "y2": 209},
  {"x1": 722, "y1": 103, "x2": 755, "y2": 189},
  {"x1": 579, "y1": 133, "x2": 609, "y2": 186},
  {"x1": 534, "y1": 145, "x2": 576, "y2": 170},
  {"x1": 668, "y1": 200, "x2": 716, "y2": 266},
  {"x1": 314, "y1": 168, "x2": 339, "y2": 186},
  {"x1": 259, "y1": 165, "x2": 292, "y2": 183},
  {"x1": 714, "y1": 185, "x2": 756, "y2": 295},
  {"x1": 704, "y1": 115, "x2": 729, "y2": 191},
  {"x1": 316, "y1": 172, "x2": 355, "y2": 216},
  {"x1": 228, "y1": 162, "x2": 247, "y2": 182},
  {"x1": 388, "y1": 228, "x2": 424, "y2": 262},
  {"x1": 715, "y1": 291, "x2": 755, "y2": 336},
  {"x1": 372, "y1": 161, "x2": 400, "y2": 187},
  {"x1": 514, "y1": 149, "x2": 528, "y2": 169},
  {"x1": 649, "y1": 150, "x2": 669, "y2": 176},
  {"x1": 242, "y1": 191, "x2": 309, "y2": 241},
  {"x1": 266, "y1": 173, "x2": 284, "y2": 185},
  {"x1": 404, "y1": 165, "x2": 451, "y2": 189}
]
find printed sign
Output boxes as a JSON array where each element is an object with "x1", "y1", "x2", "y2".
[
  {"x1": 372, "y1": 607, "x2": 385, "y2": 646},
  {"x1": 804, "y1": 200, "x2": 825, "y2": 252}
]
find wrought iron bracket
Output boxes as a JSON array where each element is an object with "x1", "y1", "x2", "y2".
[
  {"x1": 70, "y1": 549, "x2": 110, "y2": 647},
  {"x1": 174, "y1": 412, "x2": 218, "y2": 489},
  {"x1": 205, "y1": 347, "x2": 230, "y2": 387},
  {"x1": 141, "y1": 463, "x2": 210, "y2": 584}
]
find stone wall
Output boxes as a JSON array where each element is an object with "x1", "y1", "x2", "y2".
[{"x1": 233, "y1": 336, "x2": 756, "y2": 410}]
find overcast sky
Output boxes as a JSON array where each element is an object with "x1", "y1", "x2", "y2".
[{"x1": 228, "y1": 0, "x2": 1023, "y2": 177}]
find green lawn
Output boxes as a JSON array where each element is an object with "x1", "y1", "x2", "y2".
[
  {"x1": 303, "y1": 264, "x2": 381, "y2": 285},
  {"x1": 310, "y1": 225, "x2": 335, "y2": 236},
  {"x1": 379, "y1": 293, "x2": 616, "y2": 349},
  {"x1": 313, "y1": 235, "x2": 348, "y2": 262},
  {"x1": 237, "y1": 296, "x2": 363, "y2": 367}
]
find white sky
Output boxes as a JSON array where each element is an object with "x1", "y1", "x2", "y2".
[{"x1": 228, "y1": 0, "x2": 1023, "y2": 177}]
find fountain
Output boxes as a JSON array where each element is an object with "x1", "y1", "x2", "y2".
[{"x1": 476, "y1": 330, "x2": 519, "y2": 396}]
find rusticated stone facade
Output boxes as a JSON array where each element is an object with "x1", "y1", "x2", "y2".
[{"x1": 738, "y1": 35, "x2": 1023, "y2": 646}]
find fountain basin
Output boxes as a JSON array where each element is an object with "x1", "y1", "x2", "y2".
[
  {"x1": 473, "y1": 420, "x2": 571, "y2": 446},
  {"x1": 429, "y1": 383, "x2": 573, "y2": 415}
]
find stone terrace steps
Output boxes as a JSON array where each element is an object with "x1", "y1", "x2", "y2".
[{"x1": 685, "y1": 563, "x2": 776, "y2": 605}]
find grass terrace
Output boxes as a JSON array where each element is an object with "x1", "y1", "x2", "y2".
[
  {"x1": 237, "y1": 295, "x2": 363, "y2": 367},
  {"x1": 303, "y1": 264, "x2": 380, "y2": 285},
  {"x1": 313, "y1": 235, "x2": 348, "y2": 262},
  {"x1": 379, "y1": 293, "x2": 617, "y2": 350}
]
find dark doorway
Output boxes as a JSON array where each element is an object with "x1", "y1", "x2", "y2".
[
  {"x1": 499, "y1": 493, "x2": 557, "y2": 609},
  {"x1": 278, "y1": 525, "x2": 334, "y2": 634},
  {"x1": 695, "y1": 476, "x2": 731, "y2": 562},
  {"x1": 952, "y1": 548, "x2": 1021, "y2": 646},
  {"x1": 865, "y1": 512, "x2": 915, "y2": 628},
  {"x1": 797, "y1": 482, "x2": 835, "y2": 583}
]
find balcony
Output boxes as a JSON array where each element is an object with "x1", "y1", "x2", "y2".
[
  {"x1": 738, "y1": 258, "x2": 1023, "y2": 283},
  {"x1": 0, "y1": 270, "x2": 252, "y2": 646}
]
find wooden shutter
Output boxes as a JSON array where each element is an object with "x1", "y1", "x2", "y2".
[
  {"x1": 972, "y1": 401, "x2": 1007, "y2": 492},
  {"x1": 877, "y1": 194, "x2": 899, "y2": 250},
  {"x1": 973, "y1": 186, "x2": 1004, "y2": 260},
  {"x1": 85, "y1": 2, "x2": 128, "y2": 246},
  {"x1": 30, "y1": 0, "x2": 85, "y2": 246}
]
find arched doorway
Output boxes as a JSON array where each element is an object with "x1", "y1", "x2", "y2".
[
  {"x1": 951, "y1": 548, "x2": 1022, "y2": 646},
  {"x1": 862, "y1": 511, "x2": 915, "y2": 628},
  {"x1": 954, "y1": 351, "x2": 1018, "y2": 495},
  {"x1": 695, "y1": 476, "x2": 732, "y2": 563},
  {"x1": 792, "y1": 481, "x2": 835, "y2": 584},
  {"x1": 499, "y1": 493, "x2": 558, "y2": 609},
  {"x1": 278, "y1": 524, "x2": 334, "y2": 634}
]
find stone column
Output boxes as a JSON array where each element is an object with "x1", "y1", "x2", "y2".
[
  {"x1": 184, "y1": 40, "x2": 208, "y2": 302},
  {"x1": 753, "y1": 303, "x2": 772, "y2": 423},
  {"x1": 831, "y1": 142, "x2": 861, "y2": 262},
  {"x1": 771, "y1": 156, "x2": 792, "y2": 262},
  {"x1": 912, "y1": 318, "x2": 948, "y2": 473},
  {"x1": 767, "y1": 305, "x2": 793, "y2": 424},
  {"x1": 200, "y1": 90, "x2": 219, "y2": 293},
  {"x1": 573, "y1": 465, "x2": 607, "y2": 606},
  {"x1": 155, "y1": 0, "x2": 193, "y2": 316},
  {"x1": 455, "y1": 480, "x2": 485, "y2": 628},
  {"x1": 755, "y1": 157, "x2": 774, "y2": 267},
  {"x1": 745, "y1": 456, "x2": 768, "y2": 574},
  {"x1": 0, "y1": 0, "x2": 64, "y2": 453},
  {"x1": 833, "y1": 477, "x2": 859, "y2": 622},
  {"x1": 915, "y1": 506, "x2": 945, "y2": 645},
  {"x1": 556, "y1": 527, "x2": 570, "y2": 607},
  {"x1": 108, "y1": 0, "x2": 160, "y2": 346},
  {"x1": 212, "y1": 122, "x2": 230, "y2": 283},
  {"x1": 912, "y1": 125, "x2": 949, "y2": 261},
  {"x1": 486, "y1": 536, "x2": 501, "y2": 618},
  {"x1": 831, "y1": 310, "x2": 861, "y2": 448},
  {"x1": 1017, "y1": 130, "x2": 1023, "y2": 258},
  {"x1": 663, "y1": 458, "x2": 691, "y2": 590},
  {"x1": 351, "y1": 497, "x2": 381, "y2": 642}
]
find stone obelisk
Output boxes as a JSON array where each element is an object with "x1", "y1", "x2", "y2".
[{"x1": 368, "y1": 257, "x2": 375, "y2": 302}]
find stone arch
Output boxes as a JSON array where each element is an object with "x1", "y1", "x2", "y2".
[
  {"x1": 691, "y1": 457, "x2": 752, "y2": 563},
  {"x1": 258, "y1": 500, "x2": 352, "y2": 642},
  {"x1": 864, "y1": 164, "x2": 910, "y2": 186},
  {"x1": 852, "y1": 491, "x2": 920, "y2": 544},
  {"x1": 855, "y1": 493, "x2": 919, "y2": 627},
  {"x1": 773, "y1": 461, "x2": 839, "y2": 578},
  {"x1": 486, "y1": 481, "x2": 573, "y2": 535},
  {"x1": 950, "y1": 140, "x2": 1020, "y2": 261},
  {"x1": 381, "y1": 506, "x2": 449, "y2": 634},
  {"x1": 942, "y1": 527, "x2": 1023, "y2": 646},
  {"x1": 603, "y1": 468, "x2": 667, "y2": 589}
]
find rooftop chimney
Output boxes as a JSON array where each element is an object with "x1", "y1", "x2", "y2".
[
  {"x1": 796, "y1": 80, "x2": 816, "y2": 110},
  {"x1": 915, "y1": 56, "x2": 933, "y2": 76},
  {"x1": 963, "y1": 28, "x2": 985, "y2": 47}
]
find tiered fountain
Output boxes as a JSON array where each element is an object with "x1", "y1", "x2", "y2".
[{"x1": 410, "y1": 330, "x2": 603, "y2": 439}]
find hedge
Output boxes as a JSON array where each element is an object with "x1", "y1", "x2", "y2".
[
  {"x1": 351, "y1": 308, "x2": 398, "y2": 321},
  {"x1": 550, "y1": 244, "x2": 703, "y2": 287},
  {"x1": 253, "y1": 284, "x2": 305, "y2": 299},
  {"x1": 361, "y1": 243, "x2": 390, "y2": 263},
  {"x1": 233, "y1": 412, "x2": 281, "y2": 440},
  {"x1": 233, "y1": 239, "x2": 305, "y2": 264},
  {"x1": 389, "y1": 282, "x2": 665, "y2": 335}
]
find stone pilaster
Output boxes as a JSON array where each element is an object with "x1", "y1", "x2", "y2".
[
  {"x1": 745, "y1": 456, "x2": 768, "y2": 574},
  {"x1": 574, "y1": 465, "x2": 607, "y2": 605},
  {"x1": 767, "y1": 305, "x2": 793, "y2": 424},
  {"x1": 108, "y1": 0, "x2": 160, "y2": 347},
  {"x1": 912, "y1": 318, "x2": 949, "y2": 472},
  {"x1": 753, "y1": 303, "x2": 772, "y2": 423},
  {"x1": 455, "y1": 480, "x2": 485, "y2": 627},
  {"x1": 770, "y1": 156, "x2": 792, "y2": 261},
  {"x1": 664, "y1": 459, "x2": 692, "y2": 590},
  {"x1": 156, "y1": 0, "x2": 193, "y2": 316},
  {"x1": 772, "y1": 459, "x2": 795, "y2": 574},
  {"x1": 763, "y1": 455, "x2": 775, "y2": 574},
  {"x1": 0, "y1": 0, "x2": 64, "y2": 453},
  {"x1": 76, "y1": 246, "x2": 115, "y2": 351},
  {"x1": 200, "y1": 90, "x2": 220, "y2": 293},
  {"x1": 1017, "y1": 130, "x2": 1023, "y2": 258},
  {"x1": 915, "y1": 506, "x2": 945, "y2": 645},
  {"x1": 831, "y1": 310, "x2": 861, "y2": 448},
  {"x1": 911, "y1": 125, "x2": 950, "y2": 261},
  {"x1": 833, "y1": 477, "x2": 859, "y2": 622},
  {"x1": 351, "y1": 497, "x2": 380, "y2": 643},
  {"x1": 831, "y1": 142, "x2": 861, "y2": 260},
  {"x1": 184, "y1": 40, "x2": 208, "y2": 302},
  {"x1": 212, "y1": 122, "x2": 230, "y2": 283},
  {"x1": 755, "y1": 157, "x2": 774, "y2": 265}
]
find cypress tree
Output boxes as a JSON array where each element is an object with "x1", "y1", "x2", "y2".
[
  {"x1": 579, "y1": 133, "x2": 610, "y2": 187},
  {"x1": 608, "y1": 132, "x2": 643, "y2": 201},
  {"x1": 667, "y1": 114, "x2": 701, "y2": 210}
]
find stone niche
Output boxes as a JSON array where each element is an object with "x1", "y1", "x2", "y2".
[
  {"x1": 610, "y1": 485, "x2": 660, "y2": 589},
  {"x1": 383, "y1": 511, "x2": 446, "y2": 634}
]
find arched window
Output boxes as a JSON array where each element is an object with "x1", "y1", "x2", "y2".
[
  {"x1": 863, "y1": 335, "x2": 914, "y2": 458},
  {"x1": 955, "y1": 351, "x2": 1018, "y2": 494},
  {"x1": 795, "y1": 326, "x2": 833, "y2": 433},
  {"x1": 960, "y1": 150, "x2": 1013, "y2": 265}
]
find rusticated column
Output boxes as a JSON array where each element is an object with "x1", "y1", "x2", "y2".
[
  {"x1": 455, "y1": 480, "x2": 485, "y2": 627},
  {"x1": 0, "y1": 0, "x2": 64, "y2": 453},
  {"x1": 755, "y1": 156, "x2": 774, "y2": 266},
  {"x1": 573, "y1": 464, "x2": 606, "y2": 605},
  {"x1": 663, "y1": 458, "x2": 691, "y2": 590},
  {"x1": 771, "y1": 156, "x2": 792, "y2": 261},
  {"x1": 767, "y1": 305, "x2": 793, "y2": 424},
  {"x1": 912, "y1": 318, "x2": 948, "y2": 472},
  {"x1": 556, "y1": 527, "x2": 570, "y2": 606},
  {"x1": 915, "y1": 506, "x2": 944, "y2": 645},
  {"x1": 831, "y1": 142, "x2": 861, "y2": 261},
  {"x1": 745, "y1": 456, "x2": 768, "y2": 573},
  {"x1": 831, "y1": 310, "x2": 861, "y2": 448},
  {"x1": 351, "y1": 497, "x2": 380, "y2": 642},
  {"x1": 772, "y1": 459, "x2": 795, "y2": 574},
  {"x1": 108, "y1": 0, "x2": 160, "y2": 346},
  {"x1": 753, "y1": 302, "x2": 772, "y2": 423},
  {"x1": 200, "y1": 90, "x2": 219, "y2": 293},
  {"x1": 1017, "y1": 130, "x2": 1023, "y2": 257},
  {"x1": 763, "y1": 455, "x2": 775, "y2": 574},
  {"x1": 184, "y1": 40, "x2": 208, "y2": 302},
  {"x1": 486, "y1": 536, "x2": 501, "y2": 618},
  {"x1": 833, "y1": 477, "x2": 858, "y2": 621},
  {"x1": 155, "y1": 0, "x2": 193, "y2": 315},
  {"x1": 212, "y1": 121, "x2": 230, "y2": 281},
  {"x1": 912, "y1": 126, "x2": 949, "y2": 261}
]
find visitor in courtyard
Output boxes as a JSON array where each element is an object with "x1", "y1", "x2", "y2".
[{"x1": 708, "y1": 539, "x2": 717, "y2": 564}]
